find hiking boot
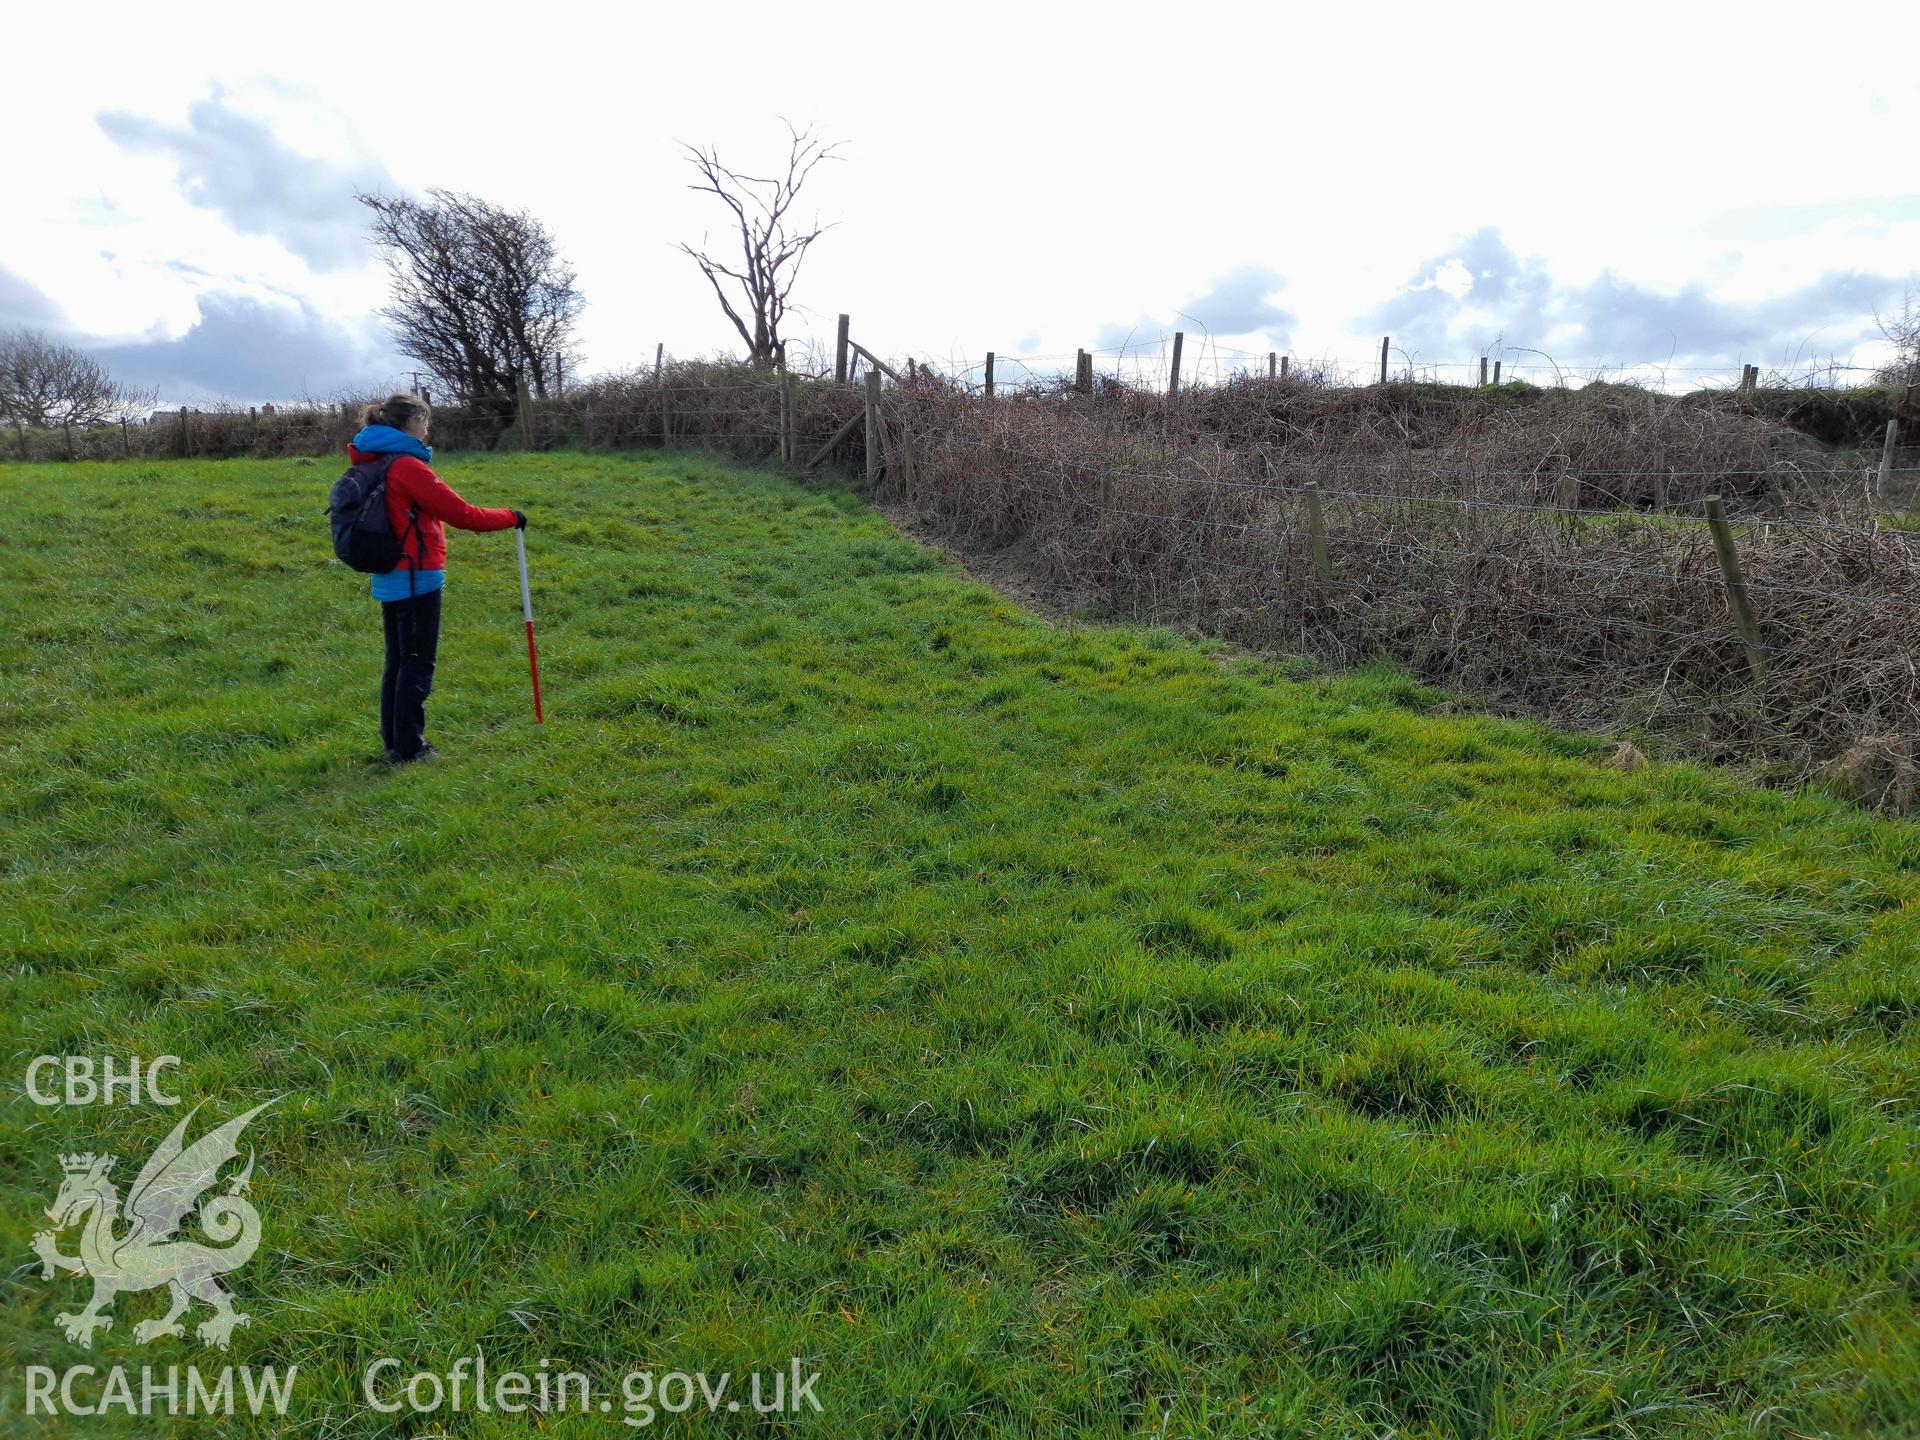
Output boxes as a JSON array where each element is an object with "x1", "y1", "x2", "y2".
[{"x1": 397, "y1": 744, "x2": 444, "y2": 765}]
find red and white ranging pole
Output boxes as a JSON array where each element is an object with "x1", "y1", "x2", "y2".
[{"x1": 516, "y1": 527, "x2": 544, "y2": 723}]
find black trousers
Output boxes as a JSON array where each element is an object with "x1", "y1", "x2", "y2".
[{"x1": 380, "y1": 589, "x2": 442, "y2": 760}]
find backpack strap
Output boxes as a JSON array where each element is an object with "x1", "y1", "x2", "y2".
[
  {"x1": 396, "y1": 502, "x2": 423, "y2": 598},
  {"x1": 381, "y1": 454, "x2": 425, "y2": 599}
]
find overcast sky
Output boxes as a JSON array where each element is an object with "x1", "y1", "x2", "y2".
[{"x1": 5, "y1": 2, "x2": 1916, "y2": 406}]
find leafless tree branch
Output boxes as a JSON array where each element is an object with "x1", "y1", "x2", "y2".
[
  {"x1": 678, "y1": 121, "x2": 842, "y2": 368},
  {"x1": 0, "y1": 329, "x2": 155, "y2": 426},
  {"x1": 357, "y1": 187, "x2": 586, "y2": 442}
]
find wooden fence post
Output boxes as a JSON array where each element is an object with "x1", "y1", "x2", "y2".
[
  {"x1": 181, "y1": 407, "x2": 191, "y2": 458},
  {"x1": 1280, "y1": 356, "x2": 1290, "y2": 380},
  {"x1": 1379, "y1": 337, "x2": 1390, "y2": 385},
  {"x1": 804, "y1": 410, "x2": 864, "y2": 472},
  {"x1": 846, "y1": 341, "x2": 903, "y2": 384},
  {"x1": 1304, "y1": 481, "x2": 1332, "y2": 587},
  {"x1": 655, "y1": 343, "x2": 669, "y2": 446},
  {"x1": 984, "y1": 352, "x2": 995, "y2": 397},
  {"x1": 1268, "y1": 352, "x2": 1277, "y2": 379},
  {"x1": 776, "y1": 362, "x2": 787, "y2": 462},
  {"x1": 779, "y1": 368, "x2": 794, "y2": 464},
  {"x1": 1168, "y1": 332, "x2": 1184, "y2": 397},
  {"x1": 835, "y1": 314, "x2": 850, "y2": 384},
  {"x1": 1874, "y1": 418, "x2": 1899, "y2": 505},
  {"x1": 864, "y1": 371, "x2": 882, "y2": 486},
  {"x1": 1704, "y1": 496, "x2": 1767, "y2": 683},
  {"x1": 517, "y1": 377, "x2": 534, "y2": 452},
  {"x1": 121, "y1": 416, "x2": 131, "y2": 456},
  {"x1": 1493, "y1": 360, "x2": 1502, "y2": 384},
  {"x1": 781, "y1": 368, "x2": 795, "y2": 464},
  {"x1": 1479, "y1": 357, "x2": 1489, "y2": 386}
]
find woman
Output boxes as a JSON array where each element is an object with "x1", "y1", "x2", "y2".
[{"x1": 347, "y1": 393, "x2": 525, "y2": 765}]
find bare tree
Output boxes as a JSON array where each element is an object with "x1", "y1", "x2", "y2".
[
  {"x1": 1873, "y1": 287, "x2": 1919, "y2": 390},
  {"x1": 357, "y1": 188, "x2": 585, "y2": 440},
  {"x1": 679, "y1": 123, "x2": 842, "y2": 369},
  {"x1": 0, "y1": 329, "x2": 156, "y2": 427}
]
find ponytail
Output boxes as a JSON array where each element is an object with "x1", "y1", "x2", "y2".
[{"x1": 363, "y1": 392, "x2": 430, "y2": 431}]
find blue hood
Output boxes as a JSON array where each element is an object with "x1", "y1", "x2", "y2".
[{"x1": 351, "y1": 424, "x2": 432, "y2": 463}]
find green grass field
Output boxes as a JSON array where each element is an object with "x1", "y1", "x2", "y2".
[{"x1": 2, "y1": 451, "x2": 1917, "y2": 1437}]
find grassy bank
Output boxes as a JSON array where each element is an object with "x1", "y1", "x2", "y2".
[{"x1": 2, "y1": 452, "x2": 1916, "y2": 1436}]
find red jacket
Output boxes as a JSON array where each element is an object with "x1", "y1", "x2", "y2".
[{"x1": 348, "y1": 445, "x2": 517, "y2": 571}]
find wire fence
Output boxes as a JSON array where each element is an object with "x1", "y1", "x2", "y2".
[{"x1": 846, "y1": 335, "x2": 1911, "y2": 399}]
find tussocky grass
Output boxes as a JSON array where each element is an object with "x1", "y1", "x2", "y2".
[{"x1": 0, "y1": 450, "x2": 1916, "y2": 1438}]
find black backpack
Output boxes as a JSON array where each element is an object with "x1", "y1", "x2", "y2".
[{"x1": 329, "y1": 455, "x2": 421, "y2": 574}]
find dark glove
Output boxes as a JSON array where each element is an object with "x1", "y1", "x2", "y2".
[{"x1": 511, "y1": 510, "x2": 528, "y2": 529}]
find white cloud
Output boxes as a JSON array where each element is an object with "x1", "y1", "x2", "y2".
[
  {"x1": 1365, "y1": 227, "x2": 1907, "y2": 374},
  {"x1": 98, "y1": 84, "x2": 395, "y2": 272},
  {"x1": 90, "y1": 292, "x2": 413, "y2": 407}
]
